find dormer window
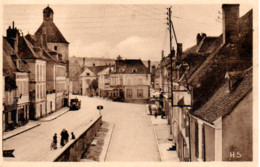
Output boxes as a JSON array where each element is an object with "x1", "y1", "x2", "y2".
[
  {"x1": 132, "y1": 69, "x2": 137, "y2": 73},
  {"x1": 54, "y1": 46, "x2": 57, "y2": 50}
]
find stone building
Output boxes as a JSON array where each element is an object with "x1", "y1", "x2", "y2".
[
  {"x1": 34, "y1": 5, "x2": 69, "y2": 110},
  {"x1": 158, "y1": 4, "x2": 253, "y2": 161},
  {"x1": 3, "y1": 34, "x2": 30, "y2": 131},
  {"x1": 109, "y1": 58, "x2": 151, "y2": 103}
]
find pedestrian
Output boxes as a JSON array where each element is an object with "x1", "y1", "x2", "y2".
[
  {"x1": 155, "y1": 112, "x2": 158, "y2": 119},
  {"x1": 60, "y1": 129, "x2": 65, "y2": 147},
  {"x1": 51, "y1": 133, "x2": 57, "y2": 150},
  {"x1": 64, "y1": 129, "x2": 69, "y2": 144},
  {"x1": 148, "y1": 104, "x2": 152, "y2": 115},
  {"x1": 71, "y1": 132, "x2": 75, "y2": 140}
]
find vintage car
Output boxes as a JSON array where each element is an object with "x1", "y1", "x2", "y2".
[{"x1": 70, "y1": 98, "x2": 81, "y2": 110}]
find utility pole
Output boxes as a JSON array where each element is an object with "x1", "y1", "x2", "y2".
[{"x1": 167, "y1": 7, "x2": 174, "y2": 107}]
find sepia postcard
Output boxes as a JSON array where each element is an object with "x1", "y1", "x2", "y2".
[{"x1": 1, "y1": 0, "x2": 258, "y2": 167}]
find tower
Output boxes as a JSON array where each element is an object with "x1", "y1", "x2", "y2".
[{"x1": 43, "y1": 5, "x2": 54, "y2": 22}]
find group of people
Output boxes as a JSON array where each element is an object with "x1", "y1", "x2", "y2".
[
  {"x1": 148, "y1": 104, "x2": 166, "y2": 119},
  {"x1": 51, "y1": 129, "x2": 76, "y2": 150}
]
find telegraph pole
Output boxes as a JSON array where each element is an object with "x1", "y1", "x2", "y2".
[{"x1": 167, "y1": 7, "x2": 174, "y2": 107}]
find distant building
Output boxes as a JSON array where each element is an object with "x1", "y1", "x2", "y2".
[
  {"x1": 80, "y1": 60, "x2": 108, "y2": 96},
  {"x1": 110, "y1": 58, "x2": 151, "y2": 103},
  {"x1": 98, "y1": 66, "x2": 114, "y2": 97},
  {"x1": 69, "y1": 59, "x2": 81, "y2": 94}
]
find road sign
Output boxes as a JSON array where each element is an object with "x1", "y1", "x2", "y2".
[
  {"x1": 3, "y1": 149, "x2": 15, "y2": 157},
  {"x1": 97, "y1": 105, "x2": 103, "y2": 110}
]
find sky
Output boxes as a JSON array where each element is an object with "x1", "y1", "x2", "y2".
[{"x1": 2, "y1": 4, "x2": 252, "y2": 61}]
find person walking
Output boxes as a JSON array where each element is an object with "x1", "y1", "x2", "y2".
[
  {"x1": 51, "y1": 133, "x2": 57, "y2": 150},
  {"x1": 60, "y1": 129, "x2": 65, "y2": 147},
  {"x1": 64, "y1": 129, "x2": 69, "y2": 145},
  {"x1": 148, "y1": 104, "x2": 152, "y2": 115},
  {"x1": 71, "y1": 132, "x2": 75, "y2": 140}
]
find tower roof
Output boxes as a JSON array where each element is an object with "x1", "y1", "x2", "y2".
[
  {"x1": 43, "y1": 5, "x2": 54, "y2": 14},
  {"x1": 34, "y1": 21, "x2": 69, "y2": 44}
]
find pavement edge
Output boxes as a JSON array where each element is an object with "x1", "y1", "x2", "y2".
[{"x1": 147, "y1": 111, "x2": 164, "y2": 162}]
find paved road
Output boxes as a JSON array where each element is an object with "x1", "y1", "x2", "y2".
[
  {"x1": 100, "y1": 99, "x2": 161, "y2": 161},
  {"x1": 3, "y1": 95, "x2": 99, "y2": 161},
  {"x1": 3, "y1": 96, "x2": 160, "y2": 162}
]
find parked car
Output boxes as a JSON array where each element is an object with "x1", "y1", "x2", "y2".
[
  {"x1": 112, "y1": 96, "x2": 124, "y2": 102},
  {"x1": 70, "y1": 98, "x2": 81, "y2": 110}
]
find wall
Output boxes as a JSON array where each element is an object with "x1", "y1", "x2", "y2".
[
  {"x1": 54, "y1": 116, "x2": 102, "y2": 161},
  {"x1": 47, "y1": 42, "x2": 69, "y2": 62},
  {"x1": 204, "y1": 124, "x2": 215, "y2": 161},
  {"x1": 34, "y1": 101, "x2": 46, "y2": 119},
  {"x1": 46, "y1": 63, "x2": 54, "y2": 92},
  {"x1": 222, "y1": 91, "x2": 252, "y2": 161},
  {"x1": 124, "y1": 85, "x2": 149, "y2": 102},
  {"x1": 189, "y1": 116, "x2": 198, "y2": 161},
  {"x1": 47, "y1": 93, "x2": 55, "y2": 114}
]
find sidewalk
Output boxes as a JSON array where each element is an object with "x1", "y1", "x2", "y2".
[
  {"x1": 3, "y1": 107, "x2": 69, "y2": 141},
  {"x1": 147, "y1": 106, "x2": 179, "y2": 162},
  {"x1": 3, "y1": 121, "x2": 40, "y2": 141},
  {"x1": 39, "y1": 107, "x2": 69, "y2": 122}
]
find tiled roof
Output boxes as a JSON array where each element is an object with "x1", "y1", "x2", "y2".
[
  {"x1": 114, "y1": 59, "x2": 149, "y2": 74},
  {"x1": 3, "y1": 38, "x2": 17, "y2": 79},
  {"x1": 34, "y1": 21, "x2": 69, "y2": 44},
  {"x1": 87, "y1": 65, "x2": 109, "y2": 75},
  {"x1": 191, "y1": 68, "x2": 252, "y2": 123},
  {"x1": 3, "y1": 37, "x2": 29, "y2": 74}
]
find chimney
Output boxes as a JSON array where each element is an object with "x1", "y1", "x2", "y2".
[
  {"x1": 222, "y1": 4, "x2": 240, "y2": 44},
  {"x1": 82, "y1": 58, "x2": 86, "y2": 67},
  {"x1": 148, "y1": 60, "x2": 151, "y2": 73},
  {"x1": 196, "y1": 33, "x2": 202, "y2": 45},
  {"x1": 177, "y1": 43, "x2": 183, "y2": 57},
  {"x1": 6, "y1": 21, "x2": 19, "y2": 53}
]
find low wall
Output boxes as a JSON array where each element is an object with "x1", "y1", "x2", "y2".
[{"x1": 54, "y1": 116, "x2": 102, "y2": 161}]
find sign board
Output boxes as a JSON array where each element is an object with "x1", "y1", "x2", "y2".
[
  {"x1": 3, "y1": 149, "x2": 15, "y2": 157},
  {"x1": 97, "y1": 105, "x2": 103, "y2": 110}
]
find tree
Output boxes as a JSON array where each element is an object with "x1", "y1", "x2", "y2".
[{"x1": 90, "y1": 79, "x2": 98, "y2": 91}]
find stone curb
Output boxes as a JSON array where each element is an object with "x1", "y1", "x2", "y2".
[
  {"x1": 99, "y1": 123, "x2": 115, "y2": 162},
  {"x1": 39, "y1": 108, "x2": 69, "y2": 122},
  {"x1": 147, "y1": 112, "x2": 163, "y2": 162}
]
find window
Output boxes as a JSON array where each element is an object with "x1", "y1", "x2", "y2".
[
  {"x1": 111, "y1": 77, "x2": 117, "y2": 86},
  {"x1": 54, "y1": 46, "x2": 58, "y2": 50},
  {"x1": 137, "y1": 89, "x2": 143, "y2": 98},
  {"x1": 120, "y1": 76, "x2": 123, "y2": 85},
  {"x1": 132, "y1": 69, "x2": 137, "y2": 73},
  {"x1": 126, "y1": 89, "x2": 132, "y2": 98},
  {"x1": 40, "y1": 85, "x2": 42, "y2": 99},
  {"x1": 37, "y1": 85, "x2": 39, "y2": 99},
  {"x1": 37, "y1": 64, "x2": 39, "y2": 81},
  {"x1": 86, "y1": 73, "x2": 90, "y2": 76}
]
